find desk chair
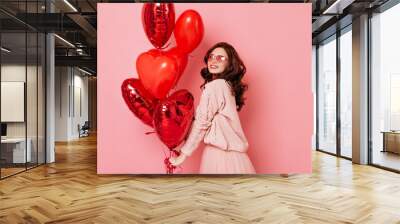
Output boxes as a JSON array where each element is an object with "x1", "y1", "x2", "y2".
[{"x1": 79, "y1": 121, "x2": 90, "y2": 138}]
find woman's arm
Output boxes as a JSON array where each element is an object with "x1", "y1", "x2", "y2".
[
  {"x1": 170, "y1": 82, "x2": 221, "y2": 166},
  {"x1": 180, "y1": 92, "x2": 213, "y2": 156}
]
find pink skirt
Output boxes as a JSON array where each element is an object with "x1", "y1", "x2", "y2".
[{"x1": 199, "y1": 145, "x2": 256, "y2": 174}]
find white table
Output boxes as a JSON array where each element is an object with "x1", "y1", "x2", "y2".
[{"x1": 1, "y1": 138, "x2": 31, "y2": 163}]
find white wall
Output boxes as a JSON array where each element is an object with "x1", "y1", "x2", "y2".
[
  {"x1": 77, "y1": 71, "x2": 89, "y2": 138},
  {"x1": 55, "y1": 66, "x2": 89, "y2": 141},
  {"x1": 55, "y1": 66, "x2": 70, "y2": 141}
]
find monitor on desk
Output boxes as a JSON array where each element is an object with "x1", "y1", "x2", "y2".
[{"x1": 1, "y1": 123, "x2": 7, "y2": 138}]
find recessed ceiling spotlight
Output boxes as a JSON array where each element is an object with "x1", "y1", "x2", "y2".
[
  {"x1": 1, "y1": 47, "x2": 11, "y2": 53},
  {"x1": 78, "y1": 67, "x2": 93, "y2": 76},
  {"x1": 54, "y1": 34, "x2": 75, "y2": 48},
  {"x1": 322, "y1": 0, "x2": 354, "y2": 15},
  {"x1": 63, "y1": 0, "x2": 78, "y2": 12}
]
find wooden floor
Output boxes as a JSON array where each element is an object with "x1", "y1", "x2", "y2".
[
  {"x1": 1, "y1": 134, "x2": 400, "y2": 223},
  {"x1": 1, "y1": 167, "x2": 26, "y2": 178}
]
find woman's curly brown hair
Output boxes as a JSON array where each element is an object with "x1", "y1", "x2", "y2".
[{"x1": 200, "y1": 42, "x2": 248, "y2": 111}]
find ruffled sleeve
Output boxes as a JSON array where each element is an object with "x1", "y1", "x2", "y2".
[{"x1": 180, "y1": 81, "x2": 223, "y2": 156}]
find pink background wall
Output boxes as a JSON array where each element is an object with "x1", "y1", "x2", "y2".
[{"x1": 97, "y1": 3, "x2": 312, "y2": 174}]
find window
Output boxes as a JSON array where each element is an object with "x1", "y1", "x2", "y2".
[
  {"x1": 317, "y1": 35, "x2": 337, "y2": 154},
  {"x1": 339, "y1": 27, "x2": 352, "y2": 158},
  {"x1": 371, "y1": 2, "x2": 400, "y2": 171}
]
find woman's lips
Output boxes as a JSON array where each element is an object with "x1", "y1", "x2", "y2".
[{"x1": 209, "y1": 65, "x2": 218, "y2": 69}]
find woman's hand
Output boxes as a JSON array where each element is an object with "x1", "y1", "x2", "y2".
[
  {"x1": 169, "y1": 153, "x2": 187, "y2": 166},
  {"x1": 173, "y1": 141, "x2": 185, "y2": 153}
]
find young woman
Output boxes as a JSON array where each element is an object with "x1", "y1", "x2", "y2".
[{"x1": 170, "y1": 42, "x2": 256, "y2": 174}]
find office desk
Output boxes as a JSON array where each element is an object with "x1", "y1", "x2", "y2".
[
  {"x1": 1, "y1": 138, "x2": 31, "y2": 163},
  {"x1": 382, "y1": 131, "x2": 400, "y2": 154}
]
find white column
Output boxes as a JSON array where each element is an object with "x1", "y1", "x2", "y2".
[
  {"x1": 352, "y1": 14, "x2": 369, "y2": 164},
  {"x1": 46, "y1": 0, "x2": 55, "y2": 163}
]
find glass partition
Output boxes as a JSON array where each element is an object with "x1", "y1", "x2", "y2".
[
  {"x1": 0, "y1": 1, "x2": 46, "y2": 179},
  {"x1": 1, "y1": 30, "x2": 28, "y2": 177}
]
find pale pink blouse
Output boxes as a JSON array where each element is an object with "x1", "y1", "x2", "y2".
[{"x1": 180, "y1": 79, "x2": 249, "y2": 156}]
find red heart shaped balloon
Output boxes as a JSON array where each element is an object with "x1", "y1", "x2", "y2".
[
  {"x1": 136, "y1": 49, "x2": 179, "y2": 99},
  {"x1": 153, "y1": 89, "x2": 194, "y2": 150},
  {"x1": 174, "y1": 10, "x2": 204, "y2": 54},
  {"x1": 165, "y1": 47, "x2": 188, "y2": 87},
  {"x1": 142, "y1": 3, "x2": 175, "y2": 49},
  {"x1": 121, "y1": 78, "x2": 156, "y2": 127}
]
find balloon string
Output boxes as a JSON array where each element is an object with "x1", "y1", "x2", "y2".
[{"x1": 162, "y1": 147, "x2": 171, "y2": 174}]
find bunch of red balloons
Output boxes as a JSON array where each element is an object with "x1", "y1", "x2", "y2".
[{"x1": 121, "y1": 3, "x2": 204, "y2": 174}]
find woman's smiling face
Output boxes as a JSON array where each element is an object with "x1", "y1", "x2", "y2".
[{"x1": 207, "y1": 47, "x2": 229, "y2": 74}]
